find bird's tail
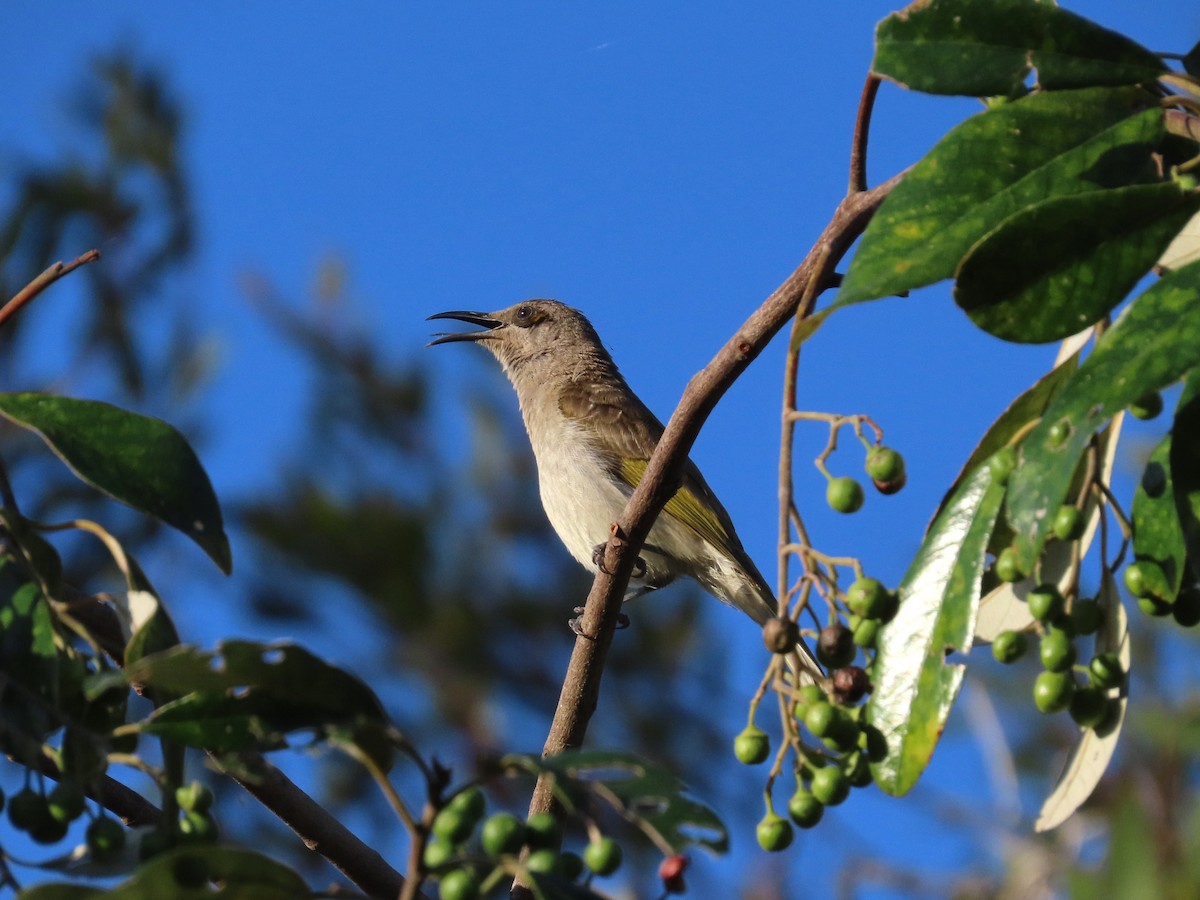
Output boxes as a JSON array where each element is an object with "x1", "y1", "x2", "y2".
[{"x1": 709, "y1": 562, "x2": 825, "y2": 687}]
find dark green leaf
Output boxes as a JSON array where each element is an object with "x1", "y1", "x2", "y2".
[
  {"x1": 0, "y1": 393, "x2": 231, "y2": 573},
  {"x1": 1131, "y1": 435, "x2": 1187, "y2": 602},
  {"x1": 88, "y1": 641, "x2": 389, "y2": 763},
  {"x1": 505, "y1": 749, "x2": 728, "y2": 855},
  {"x1": 868, "y1": 465, "x2": 1005, "y2": 795},
  {"x1": 837, "y1": 88, "x2": 1161, "y2": 307},
  {"x1": 19, "y1": 846, "x2": 313, "y2": 899},
  {"x1": 955, "y1": 183, "x2": 1200, "y2": 343},
  {"x1": 1007, "y1": 261, "x2": 1200, "y2": 571},
  {"x1": 1169, "y1": 372, "x2": 1200, "y2": 576},
  {"x1": 874, "y1": 0, "x2": 1165, "y2": 96}
]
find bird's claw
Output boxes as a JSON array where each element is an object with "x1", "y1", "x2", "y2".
[
  {"x1": 569, "y1": 607, "x2": 631, "y2": 637},
  {"x1": 590, "y1": 543, "x2": 646, "y2": 578}
]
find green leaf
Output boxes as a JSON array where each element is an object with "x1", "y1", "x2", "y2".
[
  {"x1": 1131, "y1": 434, "x2": 1187, "y2": 602},
  {"x1": 837, "y1": 87, "x2": 1161, "y2": 308},
  {"x1": 504, "y1": 749, "x2": 728, "y2": 855},
  {"x1": 19, "y1": 846, "x2": 313, "y2": 899},
  {"x1": 88, "y1": 641, "x2": 390, "y2": 764},
  {"x1": 1007, "y1": 262, "x2": 1200, "y2": 571},
  {"x1": 874, "y1": 0, "x2": 1166, "y2": 96},
  {"x1": 1170, "y1": 372, "x2": 1200, "y2": 576},
  {"x1": 955, "y1": 183, "x2": 1200, "y2": 343},
  {"x1": 867, "y1": 465, "x2": 1006, "y2": 795},
  {"x1": 0, "y1": 393, "x2": 231, "y2": 573}
]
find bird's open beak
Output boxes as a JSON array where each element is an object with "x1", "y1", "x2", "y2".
[{"x1": 426, "y1": 310, "x2": 503, "y2": 346}]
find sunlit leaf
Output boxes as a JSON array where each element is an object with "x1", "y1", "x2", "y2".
[
  {"x1": 1158, "y1": 208, "x2": 1200, "y2": 271},
  {"x1": 874, "y1": 0, "x2": 1165, "y2": 96},
  {"x1": 1170, "y1": 372, "x2": 1200, "y2": 576},
  {"x1": 1007, "y1": 261, "x2": 1200, "y2": 571},
  {"x1": 868, "y1": 465, "x2": 1005, "y2": 795},
  {"x1": 0, "y1": 393, "x2": 231, "y2": 573},
  {"x1": 955, "y1": 183, "x2": 1200, "y2": 343}
]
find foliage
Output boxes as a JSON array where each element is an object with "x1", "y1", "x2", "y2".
[{"x1": 0, "y1": 1, "x2": 1198, "y2": 898}]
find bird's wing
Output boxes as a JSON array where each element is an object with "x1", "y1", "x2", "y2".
[{"x1": 558, "y1": 380, "x2": 745, "y2": 557}]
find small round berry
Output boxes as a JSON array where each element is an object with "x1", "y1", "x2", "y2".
[
  {"x1": 787, "y1": 788, "x2": 824, "y2": 828},
  {"x1": 762, "y1": 616, "x2": 800, "y2": 654},
  {"x1": 1069, "y1": 686, "x2": 1110, "y2": 729},
  {"x1": 989, "y1": 447, "x2": 1018, "y2": 484},
  {"x1": 846, "y1": 578, "x2": 889, "y2": 619},
  {"x1": 817, "y1": 623, "x2": 856, "y2": 669},
  {"x1": 1039, "y1": 629, "x2": 1077, "y2": 672},
  {"x1": 866, "y1": 447, "x2": 906, "y2": 494},
  {"x1": 826, "y1": 476, "x2": 865, "y2": 514},
  {"x1": 1124, "y1": 561, "x2": 1168, "y2": 601},
  {"x1": 524, "y1": 812, "x2": 561, "y2": 850},
  {"x1": 994, "y1": 547, "x2": 1024, "y2": 583},
  {"x1": 439, "y1": 868, "x2": 482, "y2": 900},
  {"x1": 659, "y1": 854, "x2": 689, "y2": 894},
  {"x1": 991, "y1": 630, "x2": 1028, "y2": 664},
  {"x1": 756, "y1": 812, "x2": 794, "y2": 852},
  {"x1": 810, "y1": 766, "x2": 850, "y2": 806},
  {"x1": 431, "y1": 807, "x2": 474, "y2": 846},
  {"x1": 524, "y1": 848, "x2": 561, "y2": 876},
  {"x1": 1128, "y1": 391, "x2": 1163, "y2": 420},
  {"x1": 480, "y1": 812, "x2": 525, "y2": 856},
  {"x1": 1033, "y1": 670, "x2": 1075, "y2": 713},
  {"x1": 733, "y1": 725, "x2": 771, "y2": 765},
  {"x1": 583, "y1": 836, "x2": 623, "y2": 876},
  {"x1": 86, "y1": 816, "x2": 126, "y2": 862},
  {"x1": 1027, "y1": 584, "x2": 1065, "y2": 623},
  {"x1": 831, "y1": 666, "x2": 871, "y2": 705},
  {"x1": 1052, "y1": 505, "x2": 1085, "y2": 541},
  {"x1": 1088, "y1": 653, "x2": 1125, "y2": 690}
]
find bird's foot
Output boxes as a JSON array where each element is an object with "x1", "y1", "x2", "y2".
[
  {"x1": 569, "y1": 607, "x2": 630, "y2": 637},
  {"x1": 590, "y1": 543, "x2": 647, "y2": 578}
]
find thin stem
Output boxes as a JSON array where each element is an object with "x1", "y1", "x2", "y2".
[
  {"x1": 0, "y1": 250, "x2": 101, "y2": 332},
  {"x1": 849, "y1": 75, "x2": 882, "y2": 194}
]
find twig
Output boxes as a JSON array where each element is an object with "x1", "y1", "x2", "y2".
[
  {"x1": 849, "y1": 75, "x2": 882, "y2": 194},
  {"x1": 514, "y1": 170, "x2": 906, "y2": 899},
  {"x1": 210, "y1": 749, "x2": 417, "y2": 900},
  {"x1": 0, "y1": 250, "x2": 102, "y2": 332}
]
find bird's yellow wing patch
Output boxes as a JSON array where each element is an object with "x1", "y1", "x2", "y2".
[{"x1": 620, "y1": 458, "x2": 731, "y2": 549}]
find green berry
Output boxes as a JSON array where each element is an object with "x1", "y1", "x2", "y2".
[
  {"x1": 1052, "y1": 505, "x2": 1084, "y2": 541},
  {"x1": 804, "y1": 702, "x2": 836, "y2": 738},
  {"x1": 524, "y1": 812, "x2": 561, "y2": 850},
  {"x1": 1129, "y1": 391, "x2": 1163, "y2": 420},
  {"x1": 793, "y1": 684, "x2": 824, "y2": 719},
  {"x1": 178, "y1": 810, "x2": 219, "y2": 844},
  {"x1": 86, "y1": 816, "x2": 126, "y2": 863},
  {"x1": 583, "y1": 836, "x2": 623, "y2": 876},
  {"x1": 756, "y1": 812, "x2": 794, "y2": 852},
  {"x1": 424, "y1": 837, "x2": 455, "y2": 869},
  {"x1": 787, "y1": 788, "x2": 824, "y2": 828},
  {"x1": 1027, "y1": 584, "x2": 1065, "y2": 623},
  {"x1": 821, "y1": 715, "x2": 861, "y2": 754},
  {"x1": 1033, "y1": 670, "x2": 1075, "y2": 713},
  {"x1": 991, "y1": 630, "x2": 1028, "y2": 664},
  {"x1": 858, "y1": 724, "x2": 889, "y2": 763},
  {"x1": 846, "y1": 578, "x2": 889, "y2": 619},
  {"x1": 8, "y1": 787, "x2": 47, "y2": 832},
  {"x1": 816, "y1": 623, "x2": 855, "y2": 669},
  {"x1": 30, "y1": 814, "x2": 69, "y2": 845},
  {"x1": 431, "y1": 807, "x2": 474, "y2": 846},
  {"x1": 1039, "y1": 629, "x2": 1077, "y2": 672},
  {"x1": 47, "y1": 781, "x2": 86, "y2": 824},
  {"x1": 447, "y1": 786, "x2": 486, "y2": 822},
  {"x1": 1088, "y1": 652, "x2": 1125, "y2": 690},
  {"x1": 826, "y1": 476, "x2": 865, "y2": 514},
  {"x1": 525, "y1": 848, "x2": 561, "y2": 875},
  {"x1": 843, "y1": 751, "x2": 873, "y2": 788},
  {"x1": 989, "y1": 447, "x2": 1018, "y2": 485},
  {"x1": 1070, "y1": 599, "x2": 1103, "y2": 635},
  {"x1": 480, "y1": 812, "x2": 525, "y2": 856},
  {"x1": 733, "y1": 725, "x2": 771, "y2": 765},
  {"x1": 439, "y1": 868, "x2": 482, "y2": 900},
  {"x1": 175, "y1": 781, "x2": 214, "y2": 814},
  {"x1": 866, "y1": 447, "x2": 906, "y2": 494},
  {"x1": 810, "y1": 765, "x2": 850, "y2": 806},
  {"x1": 1069, "y1": 686, "x2": 1110, "y2": 729},
  {"x1": 558, "y1": 851, "x2": 584, "y2": 881},
  {"x1": 1124, "y1": 560, "x2": 1169, "y2": 601},
  {"x1": 852, "y1": 617, "x2": 880, "y2": 649},
  {"x1": 994, "y1": 547, "x2": 1024, "y2": 583},
  {"x1": 1138, "y1": 595, "x2": 1172, "y2": 617}
]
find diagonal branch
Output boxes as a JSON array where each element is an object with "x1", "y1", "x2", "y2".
[{"x1": 522, "y1": 171, "x2": 907, "y2": 840}]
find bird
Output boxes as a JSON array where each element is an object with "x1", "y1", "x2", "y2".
[{"x1": 429, "y1": 299, "x2": 821, "y2": 681}]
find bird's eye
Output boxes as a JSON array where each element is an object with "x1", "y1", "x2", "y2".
[
  {"x1": 514, "y1": 305, "x2": 541, "y2": 327},
  {"x1": 516, "y1": 306, "x2": 532, "y2": 320}
]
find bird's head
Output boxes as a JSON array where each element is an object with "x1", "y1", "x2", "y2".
[{"x1": 428, "y1": 299, "x2": 605, "y2": 378}]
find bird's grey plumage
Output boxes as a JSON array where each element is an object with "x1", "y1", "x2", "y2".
[{"x1": 429, "y1": 299, "x2": 821, "y2": 681}]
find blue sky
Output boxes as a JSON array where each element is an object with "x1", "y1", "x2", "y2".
[{"x1": 4, "y1": 2, "x2": 1199, "y2": 896}]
